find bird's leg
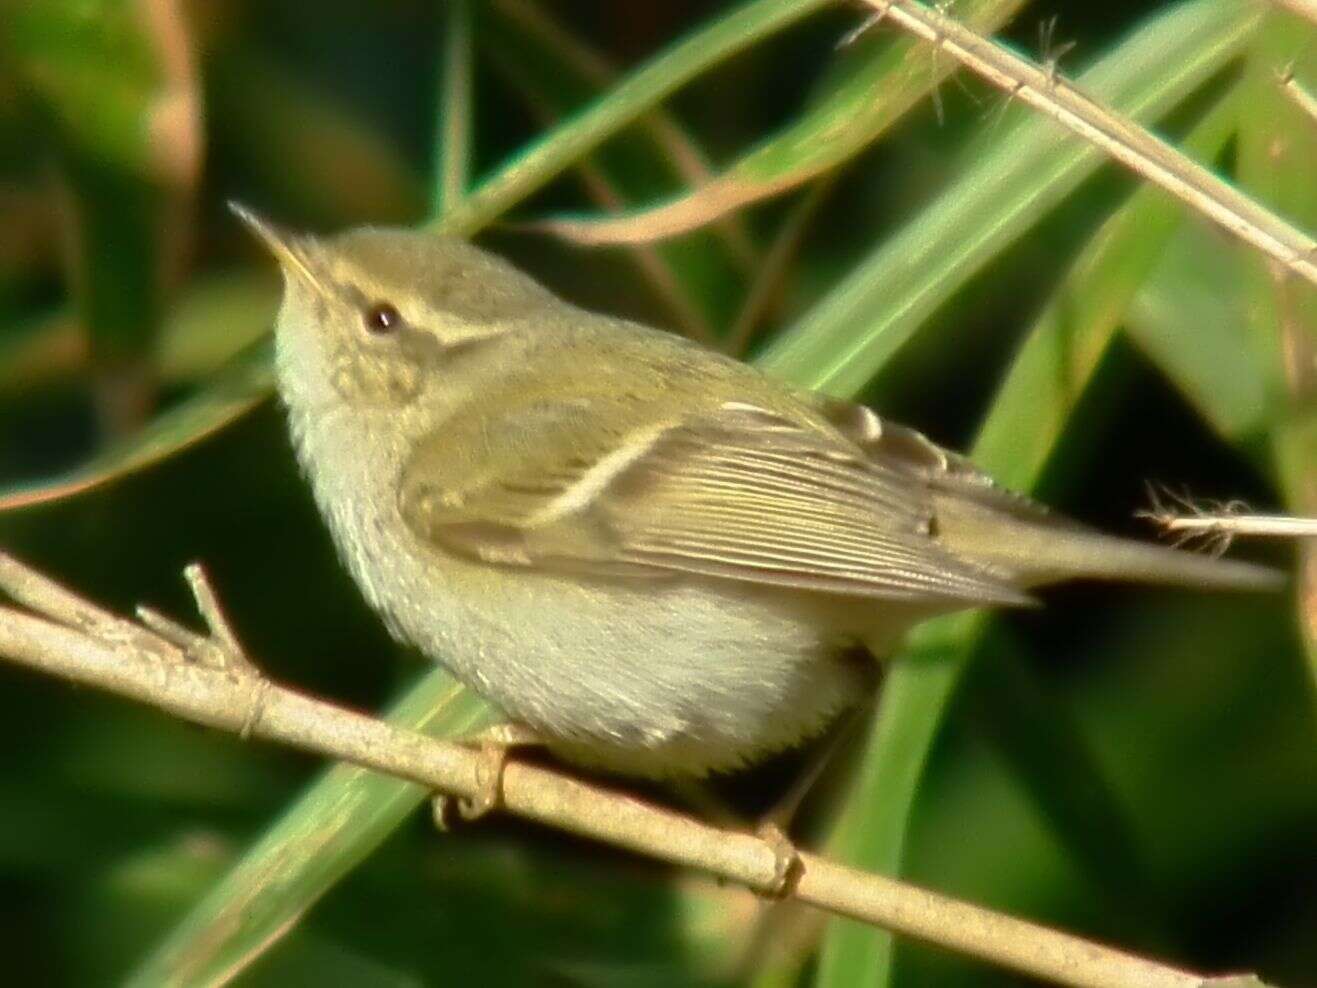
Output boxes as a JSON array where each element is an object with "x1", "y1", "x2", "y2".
[
  {"x1": 433, "y1": 722, "x2": 544, "y2": 826},
  {"x1": 668, "y1": 779, "x2": 801, "y2": 899},
  {"x1": 761, "y1": 704, "x2": 865, "y2": 833},
  {"x1": 751, "y1": 704, "x2": 870, "y2": 898}
]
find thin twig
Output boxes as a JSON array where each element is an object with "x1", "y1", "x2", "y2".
[
  {"x1": 135, "y1": 604, "x2": 205, "y2": 652},
  {"x1": 0, "y1": 552, "x2": 1265, "y2": 988},
  {"x1": 857, "y1": 0, "x2": 1317, "y2": 288}
]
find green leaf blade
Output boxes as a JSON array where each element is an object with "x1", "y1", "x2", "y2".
[{"x1": 761, "y1": 0, "x2": 1260, "y2": 397}]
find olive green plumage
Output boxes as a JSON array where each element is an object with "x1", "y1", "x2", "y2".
[{"x1": 235, "y1": 204, "x2": 1279, "y2": 778}]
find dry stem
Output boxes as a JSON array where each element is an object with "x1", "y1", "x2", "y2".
[
  {"x1": 858, "y1": 0, "x2": 1317, "y2": 288},
  {"x1": 1139, "y1": 486, "x2": 1317, "y2": 556},
  {"x1": 0, "y1": 553, "x2": 1270, "y2": 988}
]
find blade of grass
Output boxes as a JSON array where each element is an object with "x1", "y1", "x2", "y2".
[
  {"x1": 126, "y1": 676, "x2": 495, "y2": 987},
  {"x1": 533, "y1": 0, "x2": 1026, "y2": 246},
  {"x1": 797, "y1": 11, "x2": 1256, "y2": 980},
  {"x1": 432, "y1": 0, "x2": 473, "y2": 214},
  {"x1": 434, "y1": 0, "x2": 835, "y2": 237},
  {"x1": 0, "y1": 337, "x2": 274, "y2": 511},
  {"x1": 760, "y1": 0, "x2": 1261, "y2": 399},
  {"x1": 974, "y1": 90, "x2": 1244, "y2": 490},
  {"x1": 480, "y1": 16, "x2": 722, "y2": 343},
  {"x1": 489, "y1": 0, "x2": 758, "y2": 271}
]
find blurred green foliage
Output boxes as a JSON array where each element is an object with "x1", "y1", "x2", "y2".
[{"x1": 0, "y1": 1, "x2": 1313, "y2": 986}]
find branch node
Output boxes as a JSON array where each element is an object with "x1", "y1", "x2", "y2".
[
  {"x1": 755, "y1": 822, "x2": 803, "y2": 899},
  {"x1": 239, "y1": 676, "x2": 270, "y2": 741}
]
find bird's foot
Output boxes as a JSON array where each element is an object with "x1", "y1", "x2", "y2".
[{"x1": 433, "y1": 722, "x2": 543, "y2": 827}]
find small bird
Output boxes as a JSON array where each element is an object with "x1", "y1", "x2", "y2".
[{"x1": 234, "y1": 204, "x2": 1280, "y2": 782}]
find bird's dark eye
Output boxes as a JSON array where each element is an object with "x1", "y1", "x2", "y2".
[{"x1": 364, "y1": 302, "x2": 401, "y2": 334}]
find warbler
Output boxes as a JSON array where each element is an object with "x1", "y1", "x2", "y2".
[{"x1": 234, "y1": 204, "x2": 1279, "y2": 781}]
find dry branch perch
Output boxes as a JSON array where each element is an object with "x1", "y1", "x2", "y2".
[
  {"x1": 857, "y1": 0, "x2": 1317, "y2": 288},
  {"x1": 0, "y1": 553, "x2": 1274, "y2": 988}
]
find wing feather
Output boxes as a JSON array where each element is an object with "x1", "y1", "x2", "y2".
[{"x1": 399, "y1": 399, "x2": 1031, "y2": 606}]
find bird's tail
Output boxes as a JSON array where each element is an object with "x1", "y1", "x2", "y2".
[{"x1": 932, "y1": 494, "x2": 1283, "y2": 593}]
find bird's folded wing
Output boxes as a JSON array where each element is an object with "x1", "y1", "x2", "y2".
[
  {"x1": 812, "y1": 394, "x2": 1073, "y2": 527},
  {"x1": 398, "y1": 398, "x2": 1030, "y2": 606}
]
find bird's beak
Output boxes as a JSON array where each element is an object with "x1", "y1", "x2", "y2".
[{"x1": 228, "y1": 200, "x2": 324, "y2": 291}]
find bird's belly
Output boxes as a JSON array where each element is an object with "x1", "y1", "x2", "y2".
[{"x1": 369, "y1": 542, "x2": 873, "y2": 777}]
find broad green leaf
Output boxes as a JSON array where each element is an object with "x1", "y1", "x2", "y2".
[
  {"x1": 760, "y1": 0, "x2": 1261, "y2": 400},
  {"x1": 535, "y1": 0, "x2": 1025, "y2": 246},
  {"x1": 801, "y1": 5, "x2": 1261, "y2": 983}
]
